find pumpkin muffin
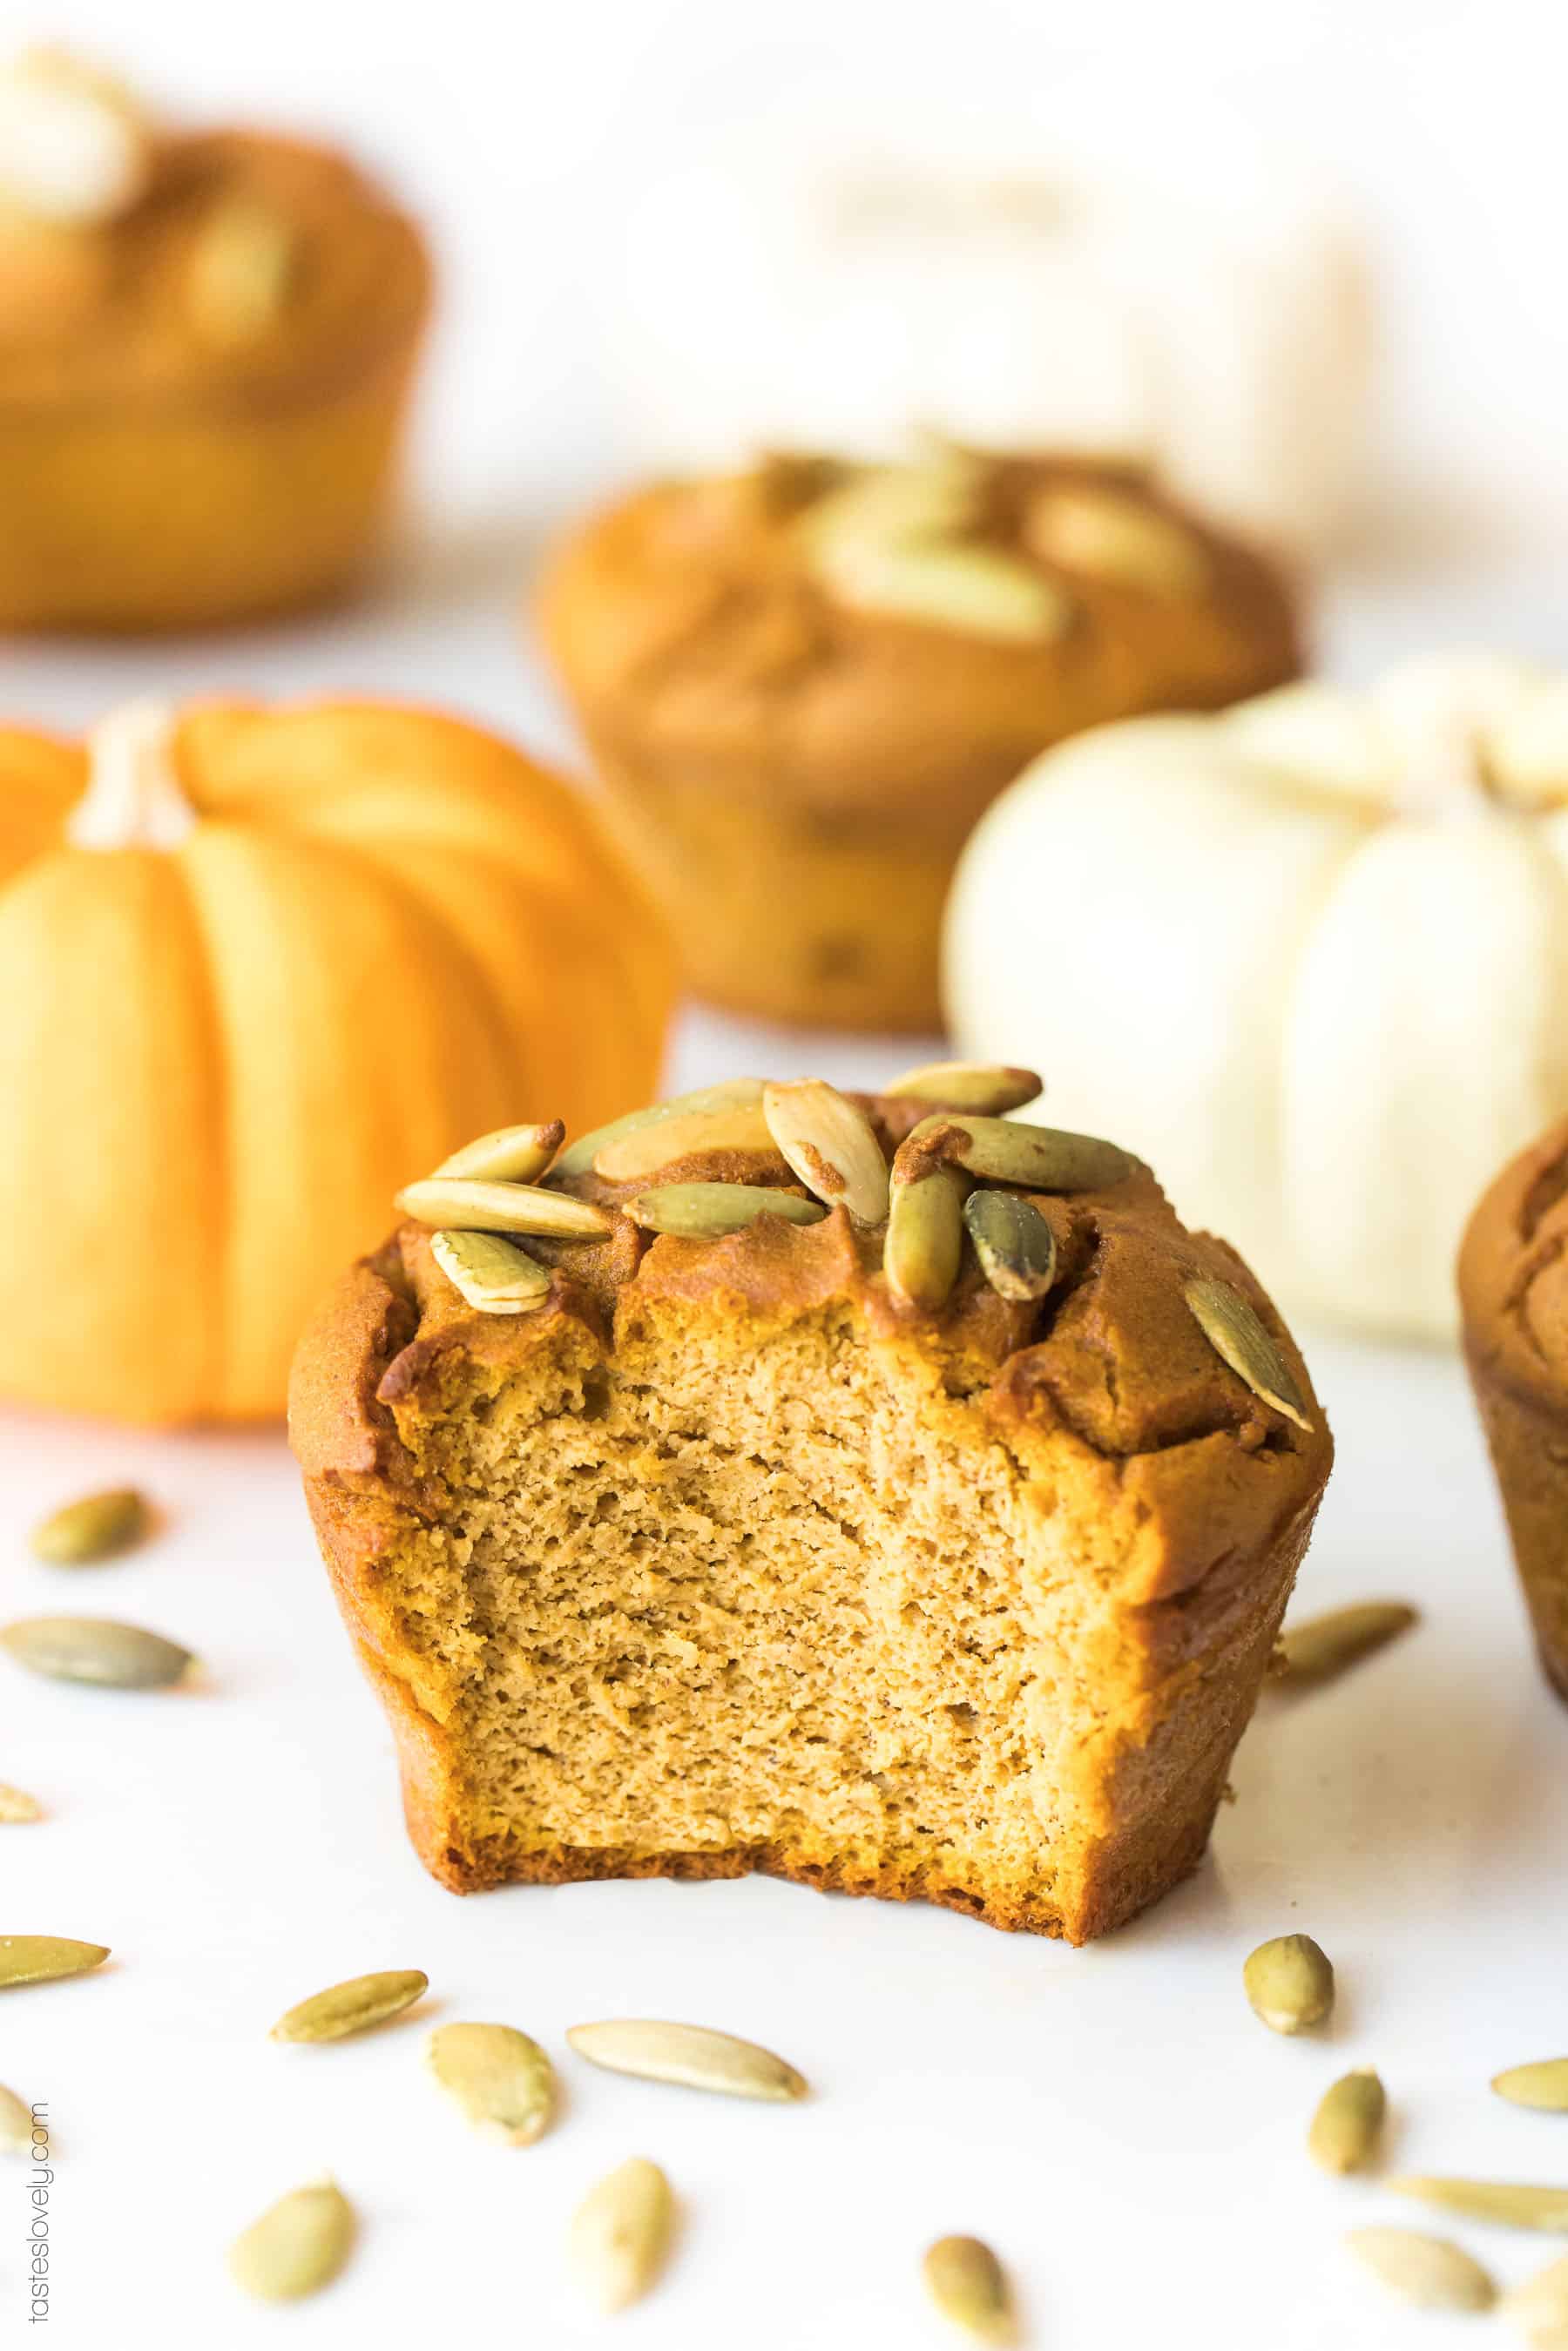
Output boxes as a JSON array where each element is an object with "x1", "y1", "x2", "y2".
[
  {"x1": 1459, "y1": 1122, "x2": 1568, "y2": 1701},
  {"x1": 290, "y1": 1064, "x2": 1332, "y2": 1942},
  {"x1": 537, "y1": 452, "x2": 1301, "y2": 1030},
  {"x1": 0, "y1": 50, "x2": 430, "y2": 632}
]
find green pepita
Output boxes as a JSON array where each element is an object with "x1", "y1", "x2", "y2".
[
  {"x1": 271, "y1": 1969, "x2": 429, "y2": 2045},
  {"x1": 30, "y1": 1486, "x2": 150, "y2": 1565},
  {"x1": 425, "y1": 2023, "x2": 555, "y2": 2145},
  {"x1": 566, "y1": 2019, "x2": 807, "y2": 2102},
  {"x1": 1242, "y1": 1934, "x2": 1334, "y2": 2034},
  {"x1": 1, "y1": 1615, "x2": 193, "y2": 1689},
  {"x1": 228, "y1": 2177, "x2": 354, "y2": 2302}
]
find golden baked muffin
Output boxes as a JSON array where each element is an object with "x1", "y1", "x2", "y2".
[
  {"x1": 1460, "y1": 1122, "x2": 1568, "y2": 1700},
  {"x1": 0, "y1": 50, "x2": 429, "y2": 631},
  {"x1": 537, "y1": 452, "x2": 1301, "y2": 1030},
  {"x1": 290, "y1": 1064, "x2": 1332, "y2": 1942}
]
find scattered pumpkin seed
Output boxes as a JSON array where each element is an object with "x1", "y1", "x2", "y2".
[
  {"x1": 919, "y1": 1114, "x2": 1133, "y2": 1193},
  {"x1": 963, "y1": 1190, "x2": 1058, "y2": 1303},
  {"x1": 424, "y1": 2023, "x2": 555, "y2": 2145},
  {"x1": 884, "y1": 1061, "x2": 1042, "y2": 1115},
  {"x1": 626, "y1": 1184, "x2": 827, "y2": 1240},
  {"x1": 0, "y1": 1784, "x2": 41, "y2": 1823},
  {"x1": 228, "y1": 2177, "x2": 355, "y2": 2302},
  {"x1": 1274, "y1": 1601, "x2": 1417, "y2": 1687},
  {"x1": 1346, "y1": 2227, "x2": 1496, "y2": 2314},
  {"x1": 1309, "y1": 2068, "x2": 1386, "y2": 2174},
  {"x1": 1503, "y1": 2252, "x2": 1568, "y2": 2334},
  {"x1": 0, "y1": 1936, "x2": 109, "y2": 1990},
  {"x1": 30, "y1": 1486, "x2": 150, "y2": 1565},
  {"x1": 1185, "y1": 1279, "x2": 1313, "y2": 1431},
  {"x1": 395, "y1": 1178, "x2": 612, "y2": 1240},
  {"x1": 566, "y1": 2019, "x2": 807, "y2": 2103},
  {"x1": 1024, "y1": 484, "x2": 1211, "y2": 598},
  {"x1": 1243, "y1": 1934, "x2": 1334, "y2": 2034},
  {"x1": 923, "y1": 2234, "x2": 1014, "y2": 2341},
  {"x1": 885, "y1": 1163, "x2": 969, "y2": 1312},
  {"x1": 762, "y1": 1079, "x2": 889, "y2": 1226},
  {"x1": 1388, "y1": 2178, "x2": 1568, "y2": 2233},
  {"x1": 1, "y1": 1615, "x2": 193, "y2": 1689},
  {"x1": 431, "y1": 1119, "x2": 564, "y2": 1184},
  {"x1": 551, "y1": 1081, "x2": 766, "y2": 1182},
  {"x1": 271, "y1": 1969, "x2": 429, "y2": 2045},
  {"x1": 430, "y1": 1230, "x2": 551, "y2": 1314},
  {"x1": 594, "y1": 1102, "x2": 775, "y2": 1183},
  {"x1": 1494, "y1": 2061, "x2": 1568, "y2": 2112},
  {"x1": 188, "y1": 197, "x2": 294, "y2": 343},
  {"x1": 0, "y1": 2083, "x2": 33, "y2": 2152},
  {"x1": 569, "y1": 2156, "x2": 675, "y2": 2313}
]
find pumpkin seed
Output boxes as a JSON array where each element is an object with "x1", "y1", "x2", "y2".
[
  {"x1": 923, "y1": 2235, "x2": 1013, "y2": 2341},
  {"x1": 1503, "y1": 2253, "x2": 1568, "y2": 2333},
  {"x1": 189, "y1": 198, "x2": 294, "y2": 343},
  {"x1": 424, "y1": 2023, "x2": 555, "y2": 2145},
  {"x1": 963, "y1": 1190, "x2": 1058, "y2": 1303},
  {"x1": 1274, "y1": 1601, "x2": 1417, "y2": 1687},
  {"x1": 762, "y1": 1079, "x2": 889, "y2": 1226},
  {"x1": 271, "y1": 1969, "x2": 429, "y2": 2045},
  {"x1": 566, "y1": 2019, "x2": 807, "y2": 2102},
  {"x1": 799, "y1": 458, "x2": 979, "y2": 554},
  {"x1": 1309, "y1": 2068, "x2": 1386, "y2": 2174},
  {"x1": 569, "y1": 2156, "x2": 675, "y2": 2313},
  {"x1": 0, "y1": 2082, "x2": 33, "y2": 2152},
  {"x1": 920, "y1": 1114, "x2": 1134, "y2": 1193},
  {"x1": 1388, "y1": 2178, "x2": 1568, "y2": 2233},
  {"x1": 1025, "y1": 485, "x2": 1210, "y2": 598},
  {"x1": 1346, "y1": 2227, "x2": 1496, "y2": 2314},
  {"x1": 885, "y1": 1163, "x2": 969, "y2": 1312},
  {"x1": 850, "y1": 540, "x2": 1073, "y2": 641},
  {"x1": 432, "y1": 1119, "x2": 564, "y2": 1184},
  {"x1": 885, "y1": 1061, "x2": 1043, "y2": 1116},
  {"x1": 1494, "y1": 2061, "x2": 1568, "y2": 2112},
  {"x1": 1, "y1": 1615, "x2": 193, "y2": 1689},
  {"x1": 229, "y1": 2177, "x2": 354, "y2": 2302},
  {"x1": 0, "y1": 1936, "x2": 109, "y2": 1989},
  {"x1": 395, "y1": 1178, "x2": 612, "y2": 1240},
  {"x1": 801, "y1": 469, "x2": 1076, "y2": 641},
  {"x1": 1185, "y1": 1279, "x2": 1313, "y2": 1432},
  {"x1": 0, "y1": 1783, "x2": 41, "y2": 1823},
  {"x1": 626, "y1": 1185, "x2": 827, "y2": 1240},
  {"x1": 594, "y1": 1102, "x2": 775, "y2": 1183},
  {"x1": 430, "y1": 1230, "x2": 551, "y2": 1314},
  {"x1": 1243, "y1": 1934, "x2": 1334, "y2": 2034},
  {"x1": 551, "y1": 1081, "x2": 766, "y2": 1181},
  {"x1": 30, "y1": 1486, "x2": 150, "y2": 1565}
]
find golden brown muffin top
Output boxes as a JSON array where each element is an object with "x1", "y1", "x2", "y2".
[
  {"x1": 537, "y1": 453, "x2": 1301, "y2": 823},
  {"x1": 291, "y1": 1071, "x2": 1331, "y2": 1603},
  {"x1": 1460, "y1": 1119, "x2": 1568, "y2": 1405},
  {"x1": 0, "y1": 94, "x2": 429, "y2": 408}
]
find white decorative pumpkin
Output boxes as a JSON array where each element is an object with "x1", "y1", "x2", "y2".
[
  {"x1": 943, "y1": 655, "x2": 1568, "y2": 1341},
  {"x1": 606, "y1": 135, "x2": 1368, "y2": 559}
]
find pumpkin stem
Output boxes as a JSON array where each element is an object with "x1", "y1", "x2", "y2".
[{"x1": 66, "y1": 699, "x2": 196, "y2": 850}]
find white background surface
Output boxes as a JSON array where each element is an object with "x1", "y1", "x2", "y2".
[{"x1": 4, "y1": 3, "x2": 1568, "y2": 2348}]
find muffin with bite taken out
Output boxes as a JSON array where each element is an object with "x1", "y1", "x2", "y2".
[{"x1": 291, "y1": 1061, "x2": 1332, "y2": 1942}]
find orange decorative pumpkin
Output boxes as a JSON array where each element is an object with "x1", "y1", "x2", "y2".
[{"x1": 0, "y1": 696, "x2": 674, "y2": 1423}]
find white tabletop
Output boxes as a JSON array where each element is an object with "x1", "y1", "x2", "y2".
[{"x1": 4, "y1": 544, "x2": 1568, "y2": 2351}]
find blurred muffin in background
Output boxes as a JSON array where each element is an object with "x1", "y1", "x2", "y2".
[
  {"x1": 537, "y1": 448, "x2": 1300, "y2": 1032},
  {"x1": 0, "y1": 48, "x2": 430, "y2": 631},
  {"x1": 599, "y1": 134, "x2": 1369, "y2": 564}
]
